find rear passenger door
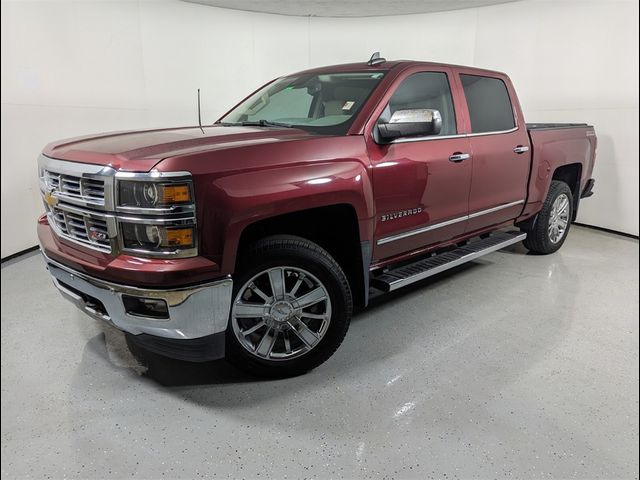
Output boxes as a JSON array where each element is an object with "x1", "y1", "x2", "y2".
[{"x1": 456, "y1": 71, "x2": 531, "y2": 232}]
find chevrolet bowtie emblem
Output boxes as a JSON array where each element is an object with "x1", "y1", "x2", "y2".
[{"x1": 44, "y1": 191, "x2": 58, "y2": 207}]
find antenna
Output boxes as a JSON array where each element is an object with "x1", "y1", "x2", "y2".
[
  {"x1": 367, "y1": 52, "x2": 386, "y2": 66},
  {"x1": 197, "y1": 88, "x2": 205, "y2": 134}
]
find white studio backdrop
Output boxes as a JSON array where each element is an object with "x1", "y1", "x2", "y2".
[{"x1": 1, "y1": 0, "x2": 638, "y2": 257}]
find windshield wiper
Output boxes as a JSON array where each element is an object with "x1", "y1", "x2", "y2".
[{"x1": 217, "y1": 120, "x2": 294, "y2": 128}]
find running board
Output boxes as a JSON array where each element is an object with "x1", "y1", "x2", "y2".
[{"x1": 370, "y1": 231, "x2": 527, "y2": 293}]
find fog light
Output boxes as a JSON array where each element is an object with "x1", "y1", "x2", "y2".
[{"x1": 122, "y1": 295, "x2": 169, "y2": 319}]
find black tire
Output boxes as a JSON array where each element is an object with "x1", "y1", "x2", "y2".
[
  {"x1": 521, "y1": 180, "x2": 574, "y2": 254},
  {"x1": 226, "y1": 235, "x2": 352, "y2": 378}
]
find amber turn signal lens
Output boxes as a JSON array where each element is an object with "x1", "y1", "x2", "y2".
[
  {"x1": 118, "y1": 180, "x2": 194, "y2": 208},
  {"x1": 161, "y1": 184, "x2": 191, "y2": 204},
  {"x1": 165, "y1": 228, "x2": 194, "y2": 247}
]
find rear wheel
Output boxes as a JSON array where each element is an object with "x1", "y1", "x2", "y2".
[
  {"x1": 226, "y1": 235, "x2": 352, "y2": 377},
  {"x1": 522, "y1": 180, "x2": 573, "y2": 254}
]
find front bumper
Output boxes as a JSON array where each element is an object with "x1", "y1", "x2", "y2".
[{"x1": 43, "y1": 252, "x2": 233, "y2": 361}]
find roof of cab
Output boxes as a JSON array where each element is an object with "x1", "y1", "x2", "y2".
[{"x1": 293, "y1": 60, "x2": 507, "y2": 78}]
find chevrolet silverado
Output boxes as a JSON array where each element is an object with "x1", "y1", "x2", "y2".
[{"x1": 37, "y1": 56, "x2": 597, "y2": 377}]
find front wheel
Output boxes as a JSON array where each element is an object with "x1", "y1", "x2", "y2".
[
  {"x1": 226, "y1": 235, "x2": 352, "y2": 378},
  {"x1": 522, "y1": 180, "x2": 574, "y2": 254}
]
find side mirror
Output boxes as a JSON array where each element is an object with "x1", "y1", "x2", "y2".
[{"x1": 376, "y1": 109, "x2": 442, "y2": 142}]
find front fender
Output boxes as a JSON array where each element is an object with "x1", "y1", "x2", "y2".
[{"x1": 200, "y1": 160, "x2": 374, "y2": 274}]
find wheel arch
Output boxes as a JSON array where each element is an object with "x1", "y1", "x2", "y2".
[
  {"x1": 232, "y1": 204, "x2": 370, "y2": 308},
  {"x1": 552, "y1": 163, "x2": 582, "y2": 221}
]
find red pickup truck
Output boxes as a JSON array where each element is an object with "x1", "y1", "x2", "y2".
[{"x1": 37, "y1": 57, "x2": 596, "y2": 377}]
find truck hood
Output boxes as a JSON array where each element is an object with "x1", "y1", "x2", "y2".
[{"x1": 43, "y1": 125, "x2": 318, "y2": 172}]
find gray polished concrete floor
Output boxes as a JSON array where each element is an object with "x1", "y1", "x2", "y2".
[{"x1": 1, "y1": 226, "x2": 638, "y2": 479}]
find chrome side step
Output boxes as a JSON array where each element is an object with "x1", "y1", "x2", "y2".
[{"x1": 370, "y1": 231, "x2": 527, "y2": 292}]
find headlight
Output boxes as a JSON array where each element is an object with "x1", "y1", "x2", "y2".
[
  {"x1": 121, "y1": 223, "x2": 195, "y2": 253},
  {"x1": 115, "y1": 173, "x2": 197, "y2": 258},
  {"x1": 118, "y1": 181, "x2": 192, "y2": 208}
]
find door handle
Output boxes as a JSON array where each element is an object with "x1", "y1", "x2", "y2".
[
  {"x1": 449, "y1": 152, "x2": 470, "y2": 163},
  {"x1": 513, "y1": 145, "x2": 530, "y2": 154}
]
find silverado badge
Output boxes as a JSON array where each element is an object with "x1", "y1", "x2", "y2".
[{"x1": 381, "y1": 207, "x2": 423, "y2": 222}]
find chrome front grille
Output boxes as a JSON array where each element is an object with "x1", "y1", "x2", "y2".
[
  {"x1": 48, "y1": 206, "x2": 112, "y2": 252},
  {"x1": 83, "y1": 178, "x2": 106, "y2": 200},
  {"x1": 39, "y1": 155, "x2": 117, "y2": 253},
  {"x1": 43, "y1": 170, "x2": 106, "y2": 206}
]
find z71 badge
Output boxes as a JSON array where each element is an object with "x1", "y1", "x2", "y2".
[{"x1": 381, "y1": 207, "x2": 423, "y2": 222}]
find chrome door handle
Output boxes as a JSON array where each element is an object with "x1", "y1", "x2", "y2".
[
  {"x1": 513, "y1": 145, "x2": 530, "y2": 154},
  {"x1": 449, "y1": 152, "x2": 470, "y2": 163}
]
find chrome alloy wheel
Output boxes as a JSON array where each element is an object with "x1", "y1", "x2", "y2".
[
  {"x1": 231, "y1": 267, "x2": 332, "y2": 361},
  {"x1": 548, "y1": 193, "x2": 570, "y2": 244}
]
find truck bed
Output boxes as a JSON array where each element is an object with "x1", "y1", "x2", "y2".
[
  {"x1": 524, "y1": 123, "x2": 597, "y2": 218},
  {"x1": 527, "y1": 123, "x2": 590, "y2": 130}
]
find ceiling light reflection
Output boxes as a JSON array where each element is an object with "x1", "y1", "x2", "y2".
[{"x1": 307, "y1": 178, "x2": 332, "y2": 185}]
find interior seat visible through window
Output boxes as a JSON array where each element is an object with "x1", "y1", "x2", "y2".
[
  {"x1": 322, "y1": 86, "x2": 370, "y2": 117},
  {"x1": 379, "y1": 72, "x2": 457, "y2": 136},
  {"x1": 220, "y1": 72, "x2": 385, "y2": 135}
]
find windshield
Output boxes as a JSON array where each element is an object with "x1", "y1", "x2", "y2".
[{"x1": 218, "y1": 72, "x2": 386, "y2": 135}]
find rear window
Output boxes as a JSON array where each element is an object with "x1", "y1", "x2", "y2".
[{"x1": 460, "y1": 74, "x2": 515, "y2": 133}]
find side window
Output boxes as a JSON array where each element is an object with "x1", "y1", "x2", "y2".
[
  {"x1": 460, "y1": 74, "x2": 515, "y2": 133},
  {"x1": 381, "y1": 72, "x2": 457, "y2": 136}
]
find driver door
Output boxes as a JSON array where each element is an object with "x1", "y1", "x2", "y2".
[{"x1": 366, "y1": 68, "x2": 472, "y2": 262}]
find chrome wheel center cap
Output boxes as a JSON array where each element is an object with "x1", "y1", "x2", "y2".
[{"x1": 269, "y1": 301, "x2": 294, "y2": 323}]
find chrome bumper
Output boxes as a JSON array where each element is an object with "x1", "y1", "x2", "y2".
[{"x1": 42, "y1": 252, "x2": 233, "y2": 340}]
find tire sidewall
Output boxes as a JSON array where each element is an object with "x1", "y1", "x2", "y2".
[
  {"x1": 538, "y1": 182, "x2": 574, "y2": 253},
  {"x1": 226, "y1": 239, "x2": 352, "y2": 377}
]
